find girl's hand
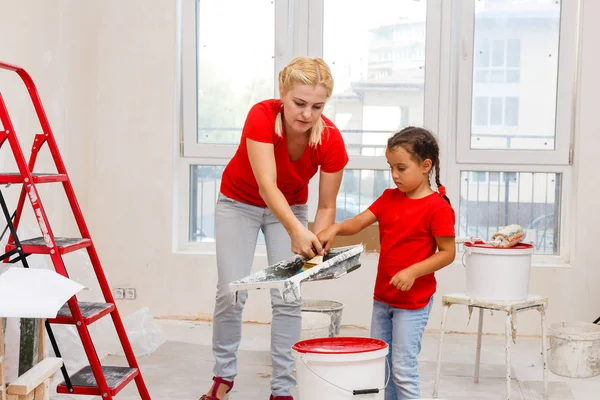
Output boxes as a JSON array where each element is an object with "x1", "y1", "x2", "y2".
[
  {"x1": 290, "y1": 224, "x2": 324, "y2": 259},
  {"x1": 317, "y1": 224, "x2": 339, "y2": 253},
  {"x1": 390, "y1": 268, "x2": 417, "y2": 291}
]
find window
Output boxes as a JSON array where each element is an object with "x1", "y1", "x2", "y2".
[
  {"x1": 504, "y1": 97, "x2": 519, "y2": 127},
  {"x1": 472, "y1": 96, "x2": 519, "y2": 129},
  {"x1": 453, "y1": 0, "x2": 576, "y2": 259},
  {"x1": 180, "y1": 0, "x2": 576, "y2": 261},
  {"x1": 336, "y1": 169, "x2": 393, "y2": 222},
  {"x1": 469, "y1": 171, "x2": 516, "y2": 185},
  {"x1": 189, "y1": 165, "x2": 267, "y2": 245},
  {"x1": 460, "y1": 171, "x2": 561, "y2": 255},
  {"x1": 474, "y1": 38, "x2": 521, "y2": 83},
  {"x1": 183, "y1": 0, "x2": 276, "y2": 153},
  {"x1": 490, "y1": 171, "x2": 517, "y2": 184},
  {"x1": 323, "y1": 0, "x2": 430, "y2": 154},
  {"x1": 180, "y1": 0, "x2": 284, "y2": 246},
  {"x1": 180, "y1": 0, "x2": 436, "y2": 247},
  {"x1": 322, "y1": 0, "x2": 435, "y2": 224},
  {"x1": 188, "y1": 165, "x2": 223, "y2": 243},
  {"x1": 458, "y1": 0, "x2": 573, "y2": 161}
]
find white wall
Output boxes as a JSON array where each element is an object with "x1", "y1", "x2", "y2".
[{"x1": 0, "y1": 0, "x2": 598, "y2": 336}]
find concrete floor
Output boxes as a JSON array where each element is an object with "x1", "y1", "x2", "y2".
[{"x1": 103, "y1": 319, "x2": 600, "y2": 400}]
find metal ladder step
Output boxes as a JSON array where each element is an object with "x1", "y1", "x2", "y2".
[
  {"x1": 6, "y1": 237, "x2": 91, "y2": 254},
  {"x1": 56, "y1": 366, "x2": 139, "y2": 396},
  {"x1": 50, "y1": 302, "x2": 115, "y2": 325}
]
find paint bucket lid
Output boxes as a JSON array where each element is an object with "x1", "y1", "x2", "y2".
[
  {"x1": 464, "y1": 241, "x2": 533, "y2": 250},
  {"x1": 292, "y1": 337, "x2": 388, "y2": 354}
]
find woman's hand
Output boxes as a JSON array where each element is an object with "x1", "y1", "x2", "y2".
[
  {"x1": 290, "y1": 223, "x2": 324, "y2": 259},
  {"x1": 317, "y1": 224, "x2": 339, "y2": 254},
  {"x1": 390, "y1": 268, "x2": 417, "y2": 292}
]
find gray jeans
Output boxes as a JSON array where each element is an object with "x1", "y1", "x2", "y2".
[{"x1": 212, "y1": 193, "x2": 308, "y2": 396}]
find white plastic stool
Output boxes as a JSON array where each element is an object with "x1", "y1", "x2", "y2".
[{"x1": 432, "y1": 293, "x2": 548, "y2": 400}]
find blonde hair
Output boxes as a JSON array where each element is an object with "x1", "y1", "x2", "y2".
[{"x1": 275, "y1": 57, "x2": 334, "y2": 146}]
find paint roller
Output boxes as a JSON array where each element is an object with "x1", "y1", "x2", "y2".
[{"x1": 456, "y1": 224, "x2": 525, "y2": 248}]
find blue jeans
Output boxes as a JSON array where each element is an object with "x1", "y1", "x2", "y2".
[{"x1": 371, "y1": 297, "x2": 433, "y2": 400}]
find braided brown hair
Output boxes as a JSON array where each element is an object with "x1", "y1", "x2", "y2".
[{"x1": 387, "y1": 126, "x2": 451, "y2": 205}]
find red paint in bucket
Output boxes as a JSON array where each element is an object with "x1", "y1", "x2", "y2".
[{"x1": 293, "y1": 337, "x2": 388, "y2": 355}]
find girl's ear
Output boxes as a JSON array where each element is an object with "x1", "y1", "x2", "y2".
[{"x1": 422, "y1": 159, "x2": 433, "y2": 173}]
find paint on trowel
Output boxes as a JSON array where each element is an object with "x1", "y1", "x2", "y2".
[{"x1": 229, "y1": 244, "x2": 364, "y2": 303}]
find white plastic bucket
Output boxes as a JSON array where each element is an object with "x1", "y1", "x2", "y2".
[
  {"x1": 548, "y1": 322, "x2": 600, "y2": 378},
  {"x1": 301, "y1": 311, "x2": 331, "y2": 340},
  {"x1": 463, "y1": 241, "x2": 534, "y2": 301},
  {"x1": 292, "y1": 337, "x2": 389, "y2": 399},
  {"x1": 302, "y1": 299, "x2": 344, "y2": 337}
]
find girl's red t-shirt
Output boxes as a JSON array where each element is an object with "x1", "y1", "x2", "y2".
[{"x1": 368, "y1": 189, "x2": 456, "y2": 309}]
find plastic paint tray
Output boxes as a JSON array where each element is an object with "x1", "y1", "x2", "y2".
[{"x1": 228, "y1": 244, "x2": 364, "y2": 303}]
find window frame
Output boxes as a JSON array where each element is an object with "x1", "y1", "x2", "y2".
[
  {"x1": 455, "y1": 0, "x2": 578, "y2": 165},
  {"x1": 452, "y1": 163, "x2": 572, "y2": 265},
  {"x1": 178, "y1": 0, "x2": 577, "y2": 263},
  {"x1": 181, "y1": 0, "x2": 296, "y2": 160},
  {"x1": 178, "y1": 0, "x2": 294, "y2": 253},
  {"x1": 178, "y1": 0, "x2": 443, "y2": 252},
  {"x1": 442, "y1": 0, "x2": 579, "y2": 264}
]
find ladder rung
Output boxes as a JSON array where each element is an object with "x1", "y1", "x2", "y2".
[
  {"x1": 56, "y1": 366, "x2": 138, "y2": 396},
  {"x1": 0, "y1": 173, "x2": 68, "y2": 184},
  {"x1": 49, "y1": 302, "x2": 115, "y2": 325},
  {"x1": 7, "y1": 237, "x2": 91, "y2": 254}
]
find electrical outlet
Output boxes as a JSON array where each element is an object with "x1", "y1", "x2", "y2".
[
  {"x1": 114, "y1": 288, "x2": 124, "y2": 300},
  {"x1": 124, "y1": 288, "x2": 136, "y2": 300}
]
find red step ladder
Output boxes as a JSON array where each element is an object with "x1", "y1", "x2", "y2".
[{"x1": 0, "y1": 61, "x2": 151, "y2": 399}]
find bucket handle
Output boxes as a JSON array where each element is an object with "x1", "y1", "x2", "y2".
[
  {"x1": 460, "y1": 238, "x2": 482, "y2": 268},
  {"x1": 298, "y1": 354, "x2": 391, "y2": 396},
  {"x1": 460, "y1": 242, "x2": 479, "y2": 267}
]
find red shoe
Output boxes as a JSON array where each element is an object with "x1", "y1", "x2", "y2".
[
  {"x1": 200, "y1": 377, "x2": 234, "y2": 400},
  {"x1": 269, "y1": 396, "x2": 293, "y2": 400}
]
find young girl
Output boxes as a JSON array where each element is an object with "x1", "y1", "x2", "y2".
[{"x1": 317, "y1": 126, "x2": 456, "y2": 400}]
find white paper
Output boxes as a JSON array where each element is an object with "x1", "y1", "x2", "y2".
[{"x1": 0, "y1": 267, "x2": 85, "y2": 318}]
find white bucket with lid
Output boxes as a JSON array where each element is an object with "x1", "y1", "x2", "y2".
[
  {"x1": 463, "y1": 241, "x2": 534, "y2": 301},
  {"x1": 292, "y1": 337, "x2": 389, "y2": 399}
]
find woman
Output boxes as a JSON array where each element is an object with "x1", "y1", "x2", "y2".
[{"x1": 201, "y1": 57, "x2": 348, "y2": 400}]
